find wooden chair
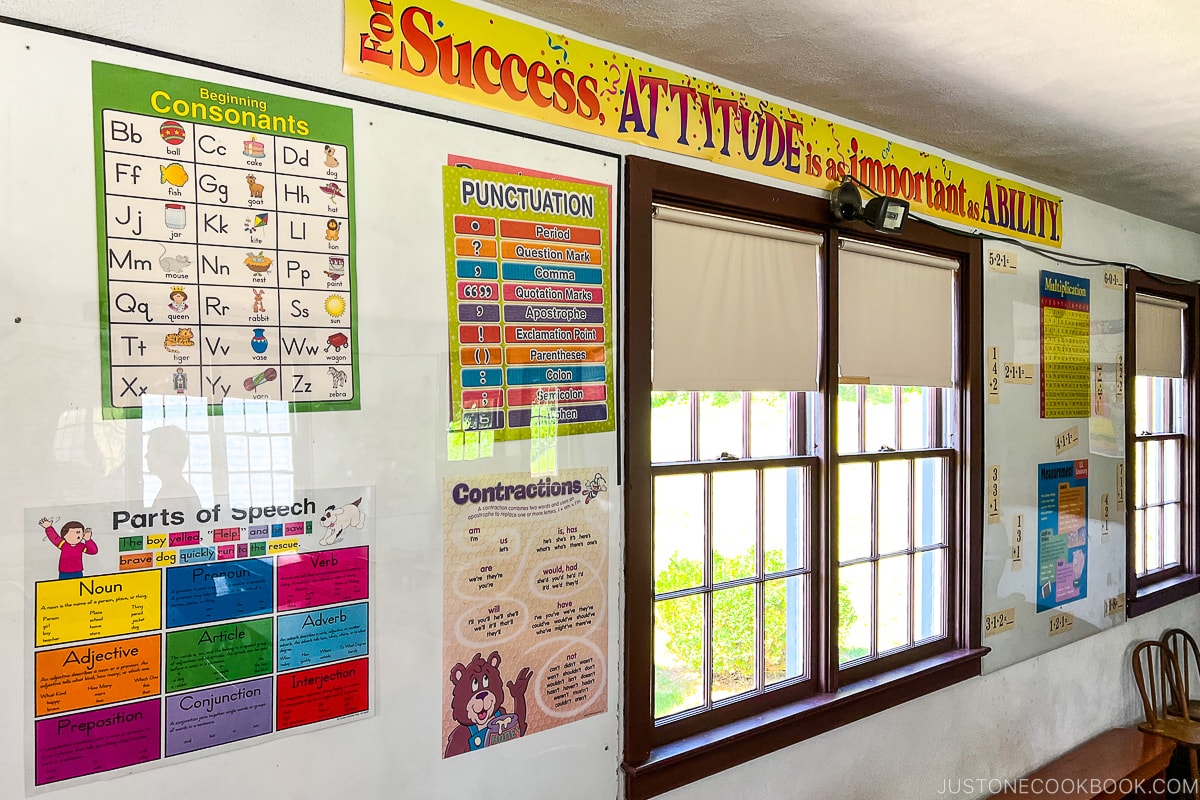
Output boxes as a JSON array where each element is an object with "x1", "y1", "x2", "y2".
[
  {"x1": 1132, "y1": 639, "x2": 1200, "y2": 799},
  {"x1": 1163, "y1": 628, "x2": 1200, "y2": 718}
]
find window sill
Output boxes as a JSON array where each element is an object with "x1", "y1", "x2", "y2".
[
  {"x1": 1128, "y1": 572, "x2": 1200, "y2": 618},
  {"x1": 622, "y1": 647, "x2": 988, "y2": 800}
]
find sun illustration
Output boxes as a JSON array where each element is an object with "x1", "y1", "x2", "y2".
[{"x1": 325, "y1": 295, "x2": 347, "y2": 318}]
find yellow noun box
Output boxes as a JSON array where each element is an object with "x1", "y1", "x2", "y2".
[{"x1": 35, "y1": 571, "x2": 161, "y2": 647}]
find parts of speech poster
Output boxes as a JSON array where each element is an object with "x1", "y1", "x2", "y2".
[
  {"x1": 441, "y1": 468, "x2": 610, "y2": 757},
  {"x1": 1036, "y1": 460, "x2": 1089, "y2": 613},
  {"x1": 443, "y1": 160, "x2": 614, "y2": 441},
  {"x1": 1040, "y1": 270, "x2": 1091, "y2": 419},
  {"x1": 24, "y1": 488, "x2": 374, "y2": 791},
  {"x1": 93, "y1": 62, "x2": 359, "y2": 417}
]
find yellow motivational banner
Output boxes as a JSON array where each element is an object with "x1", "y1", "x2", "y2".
[{"x1": 344, "y1": 1, "x2": 1063, "y2": 246}]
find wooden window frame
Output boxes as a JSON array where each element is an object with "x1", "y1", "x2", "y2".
[
  {"x1": 1124, "y1": 271, "x2": 1200, "y2": 617},
  {"x1": 623, "y1": 157, "x2": 985, "y2": 800}
]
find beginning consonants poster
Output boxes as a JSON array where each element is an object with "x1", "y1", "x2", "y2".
[
  {"x1": 24, "y1": 488, "x2": 374, "y2": 792},
  {"x1": 1036, "y1": 460, "x2": 1089, "y2": 612},
  {"x1": 443, "y1": 159, "x2": 614, "y2": 441},
  {"x1": 441, "y1": 468, "x2": 609, "y2": 757},
  {"x1": 93, "y1": 62, "x2": 359, "y2": 417},
  {"x1": 1039, "y1": 270, "x2": 1091, "y2": 418}
]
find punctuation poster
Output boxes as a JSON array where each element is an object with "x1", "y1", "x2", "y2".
[
  {"x1": 24, "y1": 488, "x2": 374, "y2": 791},
  {"x1": 93, "y1": 62, "x2": 359, "y2": 417},
  {"x1": 443, "y1": 159, "x2": 614, "y2": 441},
  {"x1": 441, "y1": 468, "x2": 609, "y2": 757},
  {"x1": 1036, "y1": 460, "x2": 1089, "y2": 612},
  {"x1": 1040, "y1": 270, "x2": 1091, "y2": 418}
]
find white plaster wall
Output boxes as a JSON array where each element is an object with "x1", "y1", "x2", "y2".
[{"x1": 5, "y1": 2, "x2": 1200, "y2": 799}]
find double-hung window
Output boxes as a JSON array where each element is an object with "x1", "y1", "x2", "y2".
[
  {"x1": 1125, "y1": 271, "x2": 1198, "y2": 615},
  {"x1": 623, "y1": 157, "x2": 983, "y2": 800}
]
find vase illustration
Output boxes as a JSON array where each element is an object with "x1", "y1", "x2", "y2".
[{"x1": 250, "y1": 328, "x2": 268, "y2": 354}]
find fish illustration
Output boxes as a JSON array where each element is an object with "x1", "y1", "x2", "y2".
[{"x1": 160, "y1": 163, "x2": 189, "y2": 187}]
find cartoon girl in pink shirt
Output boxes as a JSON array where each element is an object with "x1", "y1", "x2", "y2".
[{"x1": 38, "y1": 518, "x2": 98, "y2": 579}]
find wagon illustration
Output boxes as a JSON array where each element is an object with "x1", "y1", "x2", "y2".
[{"x1": 325, "y1": 332, "x2": 350, "y2": 352}]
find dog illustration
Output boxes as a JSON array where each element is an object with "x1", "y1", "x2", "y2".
[
  {"x1": 328, "y1": 366, "x2": 347, "y2": 389},
  {"x1": 246, "y1": 174, "x2": 265, "y2": 199},
  {"x1": 319, "y1": 497, "x2": 365, "y2": 545}
]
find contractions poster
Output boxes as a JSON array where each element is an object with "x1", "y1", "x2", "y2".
[
  {"x1": 1036, "y1": 460, "x2": 1089, "y2": 612},
  {"x1": 443, "y1": 161, "x2": 614, "y2": 441},
  {"x1": 93, "y1": 62, "x2": 359, "y2": 417},
  {"x1": 441, "y1": 468, "x2": 609, "y2": 757},
  {"x1": 1040, "y1": 270, "x2": 1091, "y2": 418},
  {"x1": 24, "y1": 488, "x2": 374, "y2": 791}
]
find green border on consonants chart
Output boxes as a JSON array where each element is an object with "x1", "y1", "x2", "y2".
[{"x1": 93, "y1": 61, "x2": 359, "y2": 418}]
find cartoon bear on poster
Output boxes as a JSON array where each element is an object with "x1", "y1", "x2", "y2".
[{"x1": 444, "y1": 651, "x2": 533, "y2": 757}]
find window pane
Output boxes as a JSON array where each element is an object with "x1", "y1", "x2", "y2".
[
  {"x1": 1165, "y1": 503, "x2": 1182, "y2": 568},
  {"x1": 712, "y1": 585, "x2": 756, "y2": 701},
  {"x1": 654, "y1": 474, "x2": 705, "y2": 593},
  {"x1": 750, "y1": 391, "x2": 791, "y2": 458},
  {"x1": 863, "y1": 385, "x2": 897, "y2": 452},
  {"x1": 1146, "y1": 506, "x2": 1163, "y2": 572},
  {"x1": 900, "y1": 387, "x2": 932, "y2": 449},
  {"x1": 877, "y1": 555, "x2": 910, "y2": 653},
  {"x1": 838, "y1": 463, "x2": 873, "y2": 562},
  {"x1": 764, "y1": 467, "x2": 806, "y2": 574},
  {"x1": 651, "y1": 391, "x2": 692, "y2": 463},
  {"x1": 1146, "y1": 440, "x2": 1162, "y2": 505},
  {"x1": 878, "y1": 460, "x2": 910, "y2": 555},
  {"x1": 1134, "y1": 376, "x2": 1151, "y2": 434},
  {"x1": 713, "y1": 471, "x2": 757, "y2": 583},
  {"x1": 764, "y1": 575, "x2": 806, "y2": 686},
  {"x1": 1172, "y1": 377, "x2": 1186, "y2": 432},
  {"x1": 655, "y1": 595, "x2": 704, "y2": 718},
  {"x1": 838, "y1": 562, "x2": 872, "y2": 665},
  {"x1": 914, "y1": 548, "x2": 946, "y2": 641},
  {"x1": 913, "y1": 458, "x2": 947, "y2": 547},
  {"x1": 1135, "y1": 509, "x2": 1147, "y2": 575},
  {"x1": 1134, "y1": 442, "x2": 1146, "y2": 507},
  {"x1": 699, "y1": 391, "x2": 744, "y2": 460},
  {"x1": 837, "y1": 385, "x2": 861, "y2": 453},
  {"x1": 1164, "y1": 439, "x2": 1181, "y2": 503}
]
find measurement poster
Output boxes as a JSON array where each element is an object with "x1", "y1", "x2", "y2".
[
  {"x1": 443, "y1": 161, "x2": 613, "y2": 440},
  {"x1": 93, "y1": 62, "x2": 358, "y2": 417},
  {"x1": 441, "y1": 468, "x2": 609, "y2": 757},
  {"x1": 23, "y1": 488, "x2": 374, "y2": 791},
  {"x1": 1040, "y1": 270, "x2": 1091, "y2": 418},
  {"x1": 1036, "y1": 460, "x2": 1089, "y2": 612}
]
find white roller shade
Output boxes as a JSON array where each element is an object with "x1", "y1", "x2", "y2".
[
  {"x1": 838, "y1": 240, "x2": 958, "y2": 387},
  {"x1": 652, "y1": 206, "x2": 822, "y2": 391},
  {"x1": 1136, "y1": 294, "x2": 1185, "y2": 378}
]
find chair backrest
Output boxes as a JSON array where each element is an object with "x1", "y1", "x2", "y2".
[
  {"x1": 1133, "y1": 640, "x2": 1189, "y2": 726},
  {"x1": 1162, "y1": 628, "x2": 1200, "y2": 708}
]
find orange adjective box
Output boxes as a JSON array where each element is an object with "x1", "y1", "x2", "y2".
[
  {"x1": 505, "y1": 345, "x2": 606, "y2": 365},
  {"x1": 119, "y1": 552, "x2": 154, "y2": 571},
  {"x1": 455, "y1": 236, "x2": 497, "y2": 257},
  {"x1": 35, "y1": 634, "x2": 161, "y2": 716}
]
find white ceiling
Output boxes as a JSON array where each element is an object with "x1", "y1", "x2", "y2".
[{"x1": 491, "y1": 0, "x2": 1200, "y2": 235}]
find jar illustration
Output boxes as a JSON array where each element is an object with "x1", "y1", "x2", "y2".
[
  {"x1": 250, "y1": 328, "x2": 268, "y2": 354},
  {"x1": 164, "y1": 203, "x2": 187, "y2": 229}
]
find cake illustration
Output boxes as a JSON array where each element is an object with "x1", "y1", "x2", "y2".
[{"x1": 244, "y1": 135, "x2": 266, "y2": 158}]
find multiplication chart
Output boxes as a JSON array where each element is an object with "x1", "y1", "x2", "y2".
[
  {"x1": 93, "y1": 62, "x2": 358, "y2": 417},
  {"x1": 1040, "y1": 270, "x2": 1091, "y2": 418}
]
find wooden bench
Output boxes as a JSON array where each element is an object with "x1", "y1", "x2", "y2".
[{"x1": 989, "y1": 728, "x2": 1175, "y2": 799}]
